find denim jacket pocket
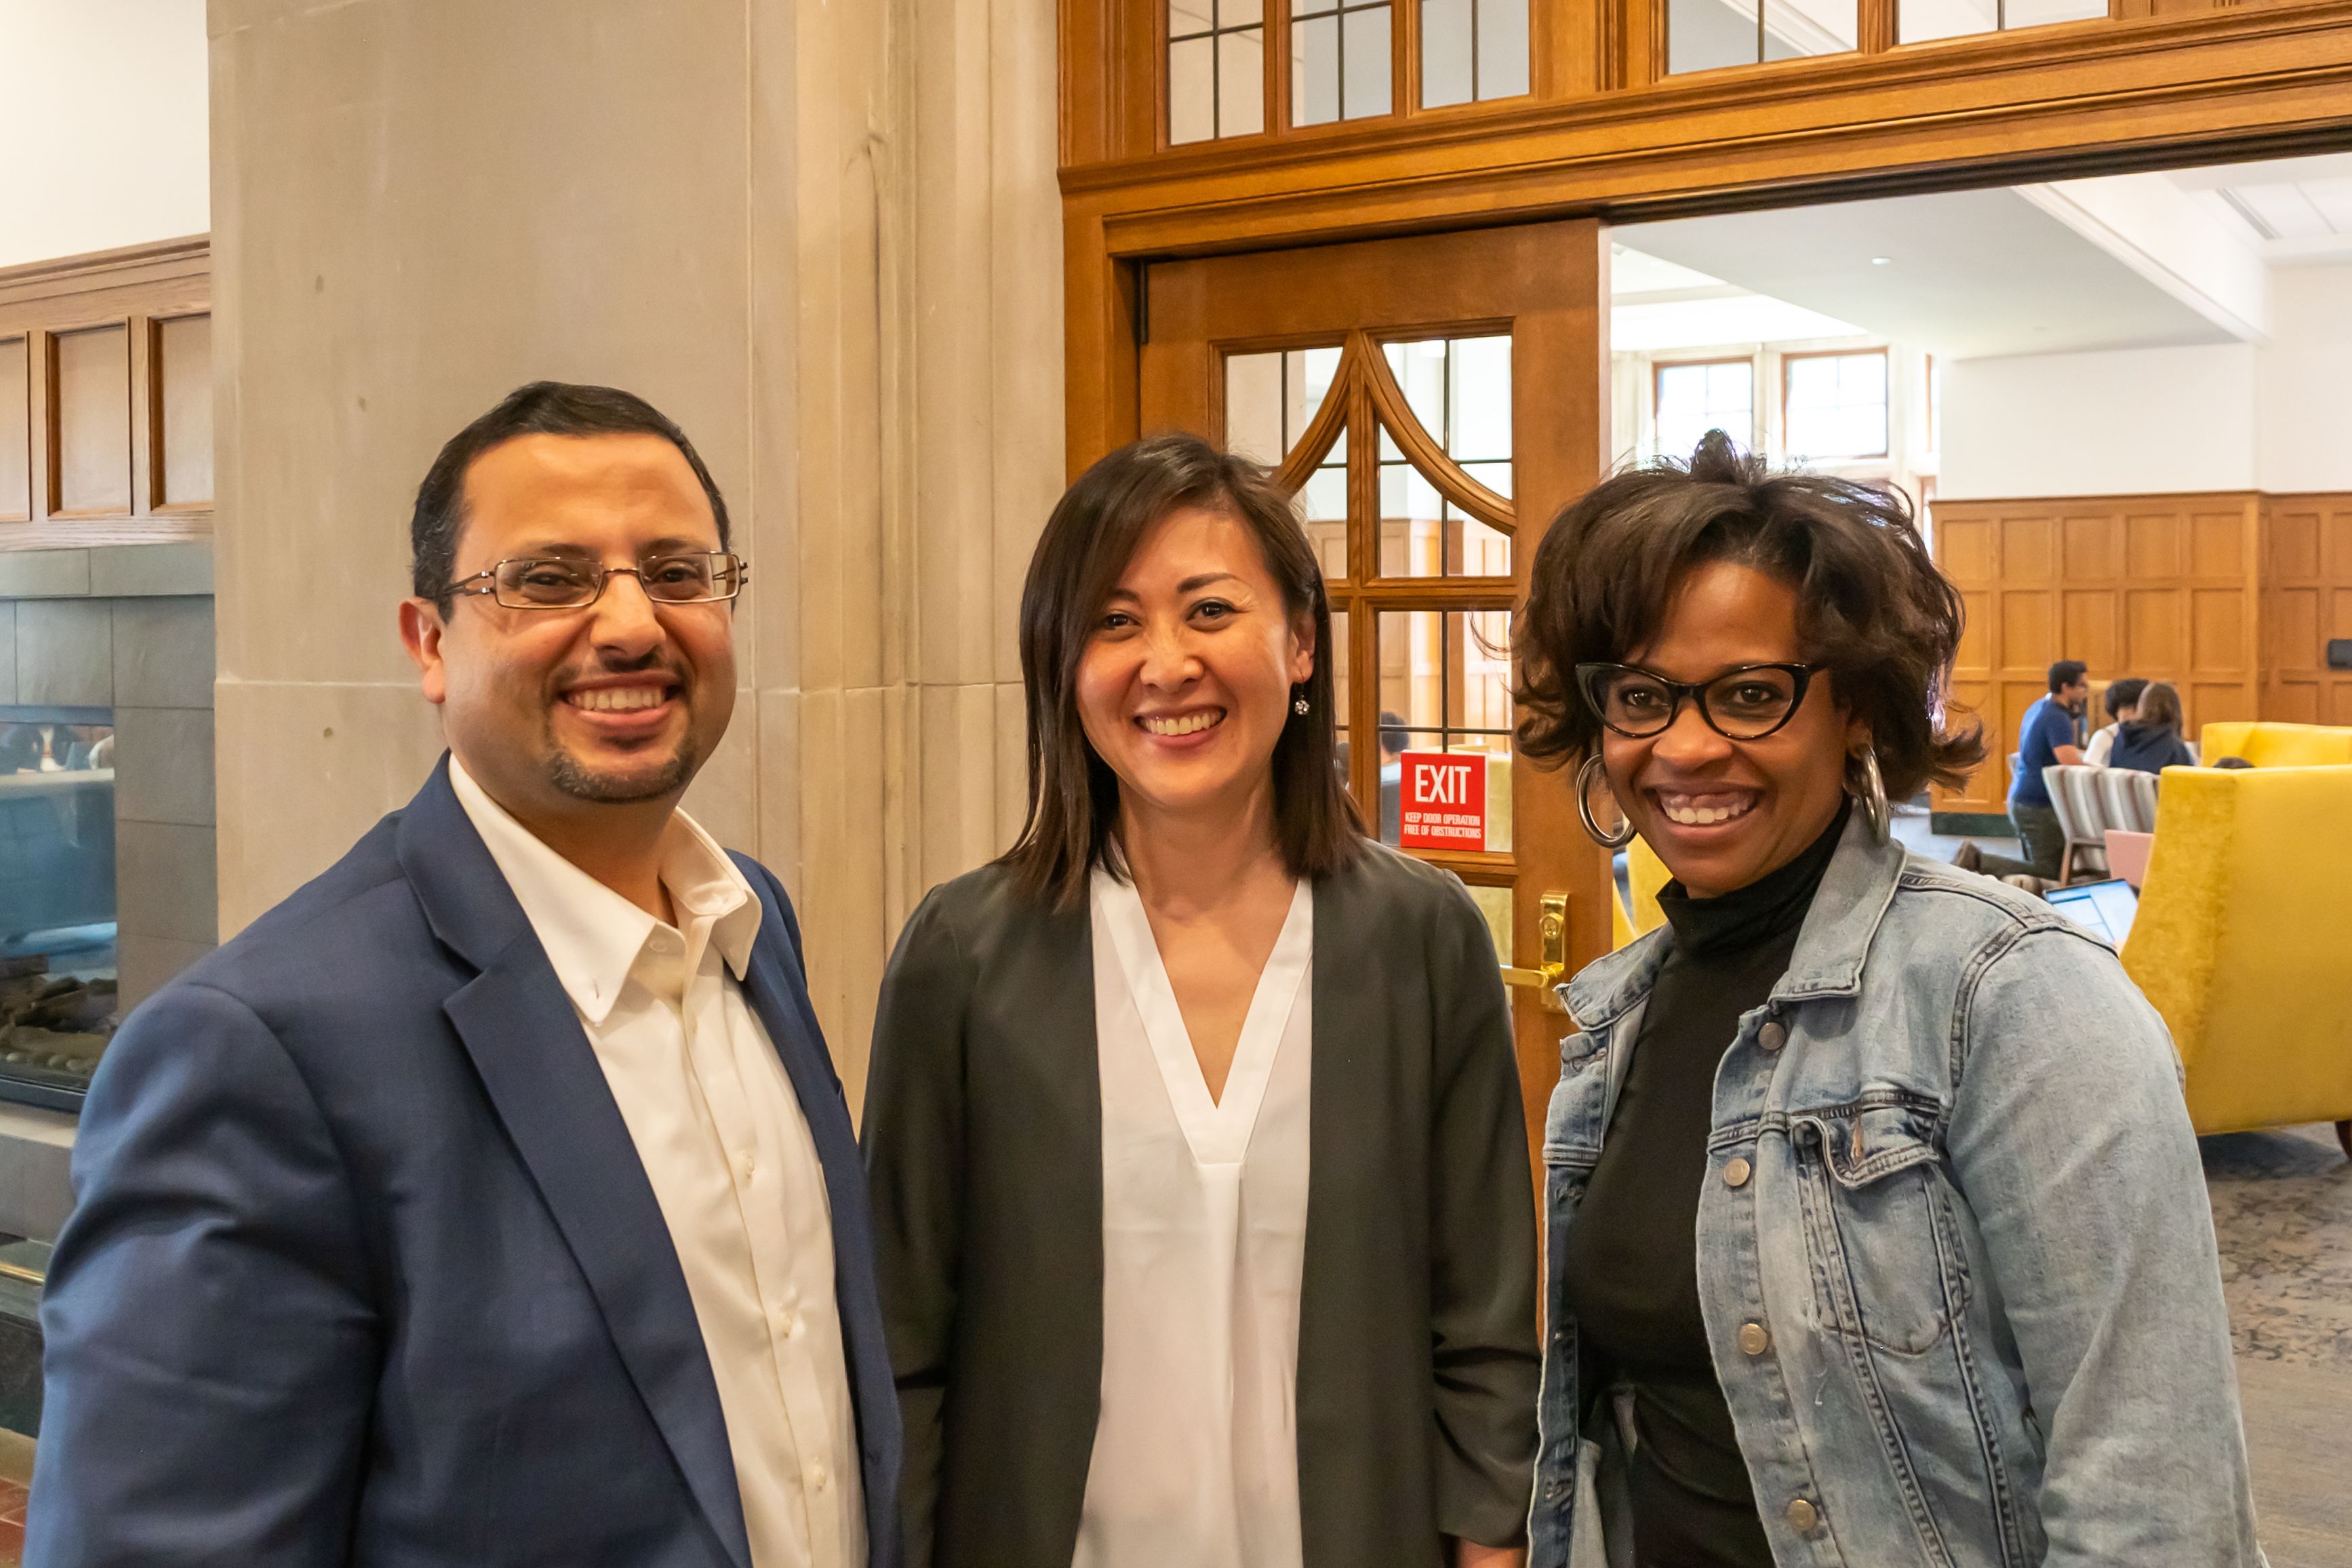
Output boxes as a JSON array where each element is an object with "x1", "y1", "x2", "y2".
[
  {"x1": 1544, "y1": 1031, "x2": 1612, "y2": 1170},
  {"x1": 1791, "y1": 1095, "x2": 1972, "y2": 1356}
]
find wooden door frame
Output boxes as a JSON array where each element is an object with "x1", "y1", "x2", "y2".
[{"x1": 1065, "y1": 1, "x2": 2352, "y2": 472}]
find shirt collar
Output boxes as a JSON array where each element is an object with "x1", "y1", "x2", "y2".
[
  {"x1": 1564, "y1": 810, "x2": 1905, "y2": 1028},
  {"x1": 447, "y1": 756, "x2": 760, "y2": 1024}
]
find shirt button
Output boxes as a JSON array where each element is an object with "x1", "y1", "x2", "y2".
[
  {"x1": 808, "y1": 1462, "x2": 830, "y2": 1491},
  {"x1": 1757, "y1": 1021, "x2": 1788, "y2": 1052},
  {"x1": 1723, "y1": 1157, "x2": 1753, "y2": 1188},
  {"x1": 1738, "y1": 1321, "x2": 1772, "y2": 1356},
  {"x1": 736, "y1": 1150, "x2": 756, "y2": 1179},
  {"x1": 1786, "y1": 1497, "x2": 1820, "y2": 1534}
]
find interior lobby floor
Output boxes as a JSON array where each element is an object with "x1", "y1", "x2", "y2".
[{"x1": 2206, "y1": 1123, "x2": 2352, "y2": 1566}]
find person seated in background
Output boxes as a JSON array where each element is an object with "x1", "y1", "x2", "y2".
[
  {"x1": 1953, "y1": 658, "x2": 2086, "y2": 883},
  {"x1": 2083, "y1": 676, "x2": 2147, "y2": 767},
  {"x1": 2108, "y1": 680, "x2": 2197, "y2": 775},
  {"x1": 0, "y1": 724, "x2": 41, "y2": 773},
  {"x1": 1376, "y1": 710, "x2": 1408, "y2": 841}
]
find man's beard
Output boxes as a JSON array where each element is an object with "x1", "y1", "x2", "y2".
[{"x1": 545, "y1": 730, "x2": 702, "y2": 804}]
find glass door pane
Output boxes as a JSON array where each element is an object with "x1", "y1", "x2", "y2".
[{"x1": 1378, "y1": 334, "x2": 1513, "y2": 578}]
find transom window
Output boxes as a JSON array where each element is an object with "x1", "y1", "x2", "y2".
[
  {"x1": 1165, "y1": 0, "x2": 1530, "y2": 144},
  {"x1": 1668, "y1": 0, "x2": 1858, "y2": 75},
  {"x1": 1420, "y1": 0, "x2": 1530, "y2": 106},
  {"x1": 1292, "y1": 0, "x2": 1394, "y2": 125},
  {"x1": 1168, "y1": 0, "x2": 1266, "y2": 144},
  {"x1": 1898, "y1": 0, "x2": 2107, "y2": 45}
]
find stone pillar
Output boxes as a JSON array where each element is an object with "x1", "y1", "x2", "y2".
[{"x1": 210, "y1": 0, "x2": 1060, "y2": 1101}]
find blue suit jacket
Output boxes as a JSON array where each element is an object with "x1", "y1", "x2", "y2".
[{"x1": 28, "y1": 760, "x2": 902, "y2": 1568}]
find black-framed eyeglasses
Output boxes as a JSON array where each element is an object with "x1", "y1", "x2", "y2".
[
  {"x1": 445, "y1": 552, "x2": 749, "y2": 609},
  {"x1": 1575, "y1": 661, "x2": 1819, "y2": 742}
]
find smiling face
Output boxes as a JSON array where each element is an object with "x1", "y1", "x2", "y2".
[
  {"x1": 1074, "y1": 504, "x2": 1313, "y2": 835},
  {"x1": 1600, "y1": 558, "x2": 1863, "y2": 898},
  {"x1": 400, "y1": 432, "x2": 736, "y2": 830}
]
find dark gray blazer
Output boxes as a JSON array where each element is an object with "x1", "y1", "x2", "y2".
[{"x1": 862, "y1": 841, "x2": 1538, "y2": 1568}]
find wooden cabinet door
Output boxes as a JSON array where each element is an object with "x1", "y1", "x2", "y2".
[{"x1": 1140, "y1": 218, "x2": 1613, "y2": 1172}]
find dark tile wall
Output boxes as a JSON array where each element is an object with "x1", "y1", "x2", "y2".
[{"x1": 1, "y1": 544, "x2": 216, "y2": 1009}]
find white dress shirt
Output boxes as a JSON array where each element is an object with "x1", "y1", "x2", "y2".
[
  {"x1": 450, "y1": 759, "x2": 864, "y2": 1568},
  {"x1": 1076, "y1": 868, "x2": 1314, "y2": 1568}
]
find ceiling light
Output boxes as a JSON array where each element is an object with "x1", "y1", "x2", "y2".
[{"x1": 1870, "y1": 256, "x2": 1894, "y2": 266}]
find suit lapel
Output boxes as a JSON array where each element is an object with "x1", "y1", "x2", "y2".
[{"x1": 399, "y1": 761, "x2": 755, "y2": 1568}]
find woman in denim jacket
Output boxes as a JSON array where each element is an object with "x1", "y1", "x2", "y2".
[{"x1": 1513, "y1": 434, "x2": 2260, "y2": 1568}]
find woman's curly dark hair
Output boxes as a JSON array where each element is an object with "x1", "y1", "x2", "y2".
[{"x1": 1515, "y1": 431, "x2": 1984, "y2": 799}]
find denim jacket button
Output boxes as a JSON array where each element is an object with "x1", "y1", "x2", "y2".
[
  {"x1": 1738, "y1": 1321, "x2": 1771, "y2": 1356},
  {"x1": 1786, "y1": 1498, "x2": 1820, "y2": 1534},
  {"x1": 1723, "y1": 1156, "x2": 1753, "y2": 1188},
  {"x1": 1757, "y1": 1020, "x2": 1788, "y2": 1052}
]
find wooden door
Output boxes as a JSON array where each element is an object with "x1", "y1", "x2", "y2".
[{"x1": 1141, "y1": 219, "x2": 1613, "y2": 1171}]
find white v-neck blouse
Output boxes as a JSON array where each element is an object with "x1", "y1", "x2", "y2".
[{"x1": 1075, "y1": 868, "x2": 1316, "y2": 1568}]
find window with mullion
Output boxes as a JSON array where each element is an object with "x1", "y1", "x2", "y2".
[
  {"x1": 1291, "y1": 0, "x2": 1393, "y2": 127},
  {"x1": 1168, "y1": 0, "x2": 1266, "y2": 145},
  {"x1": 1419, "y1": 0, "x2": 1530, "y2": 108}
]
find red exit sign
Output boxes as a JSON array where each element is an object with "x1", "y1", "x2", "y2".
[{"x1": 1399, "y1": 750, "x2": 1486, "y2": 850}]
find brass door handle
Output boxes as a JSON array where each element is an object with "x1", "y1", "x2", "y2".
[{"x1": 1500, "y1": 892, "x2": 1571, "y2": 1013}]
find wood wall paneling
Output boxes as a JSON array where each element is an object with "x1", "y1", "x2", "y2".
[
  {"x1": 0, "y1": 336, "x2": 26, "y2": 521},
  {"x1": 153, "y1": 313, "x2": 214, "y2": 509},
  {"x1": 0, "y1": 237, "x2": 210, "y2": 548},
  {"x1": 1932, "y1": 491, "x2": 2268, "y2": 815},
  {"x1": 49, "y1": 325, "x2": 134, "y2": 516},
  {"x1": 2263, "y1": 493, "x2": 2352, "y2": 725}
]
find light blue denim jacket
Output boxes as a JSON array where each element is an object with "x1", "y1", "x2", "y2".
[{"x1": 1530, "y1": 815, "x2": 2262, "y2": 1568}]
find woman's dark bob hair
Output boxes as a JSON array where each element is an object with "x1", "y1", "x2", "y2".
[
  {"x1": 1516, "y1": 430, "x2": 1984, "y2": 799},
  {"x1": 1000, "y1": 432, "x2": 1363, "y2": 908}
]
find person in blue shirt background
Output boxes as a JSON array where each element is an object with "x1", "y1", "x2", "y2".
[{"x1": 1956, "y1": 658, "x2": 2086, "y2": 884}]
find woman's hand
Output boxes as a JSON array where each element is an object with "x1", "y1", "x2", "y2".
[{"x1": 1452, "y1": 1538, "x2": 1526, "y2": 1568}]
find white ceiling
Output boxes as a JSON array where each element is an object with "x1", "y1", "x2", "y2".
[
  {"x1": 1614, "y1": 186, "x2": 2240, "y2": 359},
  {"x1": 2171, "y1": 152, "x2": 2352, "y2": 262},
  {"x1": 1611, "y1": 151, "x2": 2352, "y2": 360}
]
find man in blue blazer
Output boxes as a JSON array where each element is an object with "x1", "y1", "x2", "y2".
[{"x1": 28, "y1": 382, "x2": 900, "y2": 1567}]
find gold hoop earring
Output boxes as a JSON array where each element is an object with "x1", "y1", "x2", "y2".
[{"x1": 1576, "y1": 755, "x2": 1637, "y2": 849}]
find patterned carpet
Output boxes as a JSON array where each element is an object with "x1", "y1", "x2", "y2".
[{"x1": 2203, "y1": 1123, "x2": 2352, "y2": 1369}]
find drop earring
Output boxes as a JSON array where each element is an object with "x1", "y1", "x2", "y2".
[{"x1": 1292, "y1": 690, "x2": 1310, "y2": 716}]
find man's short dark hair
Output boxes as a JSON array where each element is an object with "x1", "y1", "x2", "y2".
[
  {"x1": 2048, "y1": 660, "x2": 2088, "y2": 693},
  {"x1": 410, "y1": 382, "x2": 732, "y2": 607},
  {"x1": 2102, "y1": 677, "x2": 2149, "y2": 720}
]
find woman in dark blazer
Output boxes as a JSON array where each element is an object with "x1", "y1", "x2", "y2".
[{"x1": 863, "y1": 433, "x2": 1538, "y2": 1568}]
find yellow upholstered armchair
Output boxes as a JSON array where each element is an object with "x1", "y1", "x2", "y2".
[
  {"x1": 2198, "y1": 720, "x2": 2352, "y2": 768},
  {"x1": 2120, "y1": 760, "x2": 2352, "y2": 1159},
  {"x1": 1611, "y1": 837, "x2": 1671, "y2": 948}
]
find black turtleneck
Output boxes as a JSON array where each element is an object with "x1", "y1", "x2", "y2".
[{"x1": 1558, "y1": 800, "x2": 1848, "y2": 1568}]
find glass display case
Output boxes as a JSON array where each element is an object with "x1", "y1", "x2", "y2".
[{"x1": 0, "y1": 706, "x2": 117, "y2": 1112}]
